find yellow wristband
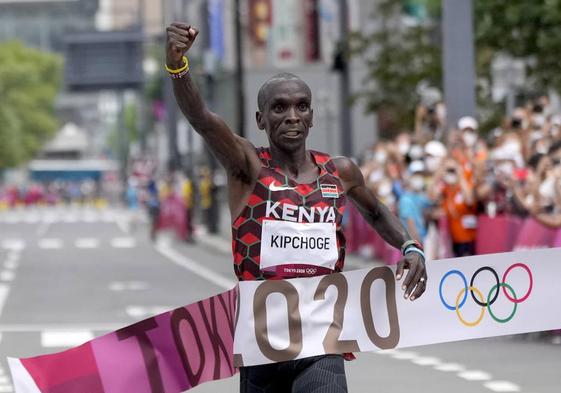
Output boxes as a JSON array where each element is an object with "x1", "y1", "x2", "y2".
[{"x1": 165, "y1": 56, "x2": 189, "y2": 74}]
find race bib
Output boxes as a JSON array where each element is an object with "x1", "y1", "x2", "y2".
[{"x1": 260, "y1": 220, "x2": 338, "y2": 271}]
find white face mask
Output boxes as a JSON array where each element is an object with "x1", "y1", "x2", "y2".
[
  {"x1": 398, "y1": 143, "x2": 411, "y2": 155},
  {"x1": 462, "y1": 131, "x2": 478, "y2": 147},
  {"x1": 496, "y1": 162, "x2": 513, "y2": 177},
  {"x1": 375, "y1": 151, "x2": 387, "y2": 164},
  {"x1": 444, "y1": 173, "x2": 458, "y2": 185},
  {"x1": 368, "y1": 169, "x2": 384, "y2": 183},
  {"x1": 378, "y1": 182, "x2": 392, "y2": 197},
  {"x1": 503, "y1": 141, "x2": 521, "y2": 155},
  {"x1": 409, "y1": 145, "x2": 424, "y2": 160},
  {"x1": 410, "y1": 176, "x2": 425, "y2": 191},
  {"x1": 539, "y1": 177, "x2": 556, "y2": 199},
  {"x1": 425, "y1": 156, "x2": 440, "y2": 172}
]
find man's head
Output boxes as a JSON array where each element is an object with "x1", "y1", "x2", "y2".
[{"x1": 256, "y1": 73, "x2": 313, "y2": 152}]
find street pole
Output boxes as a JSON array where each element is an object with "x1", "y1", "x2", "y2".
[
  {"x1": 338, "y1": 0, "x2": 353, "y2": 157},
  {"x1": 234, "y1": 0, "x2": 246, "y2": 137},
  {"x1": 442, "y1": 0, "x2": 476, "y2": 131}
]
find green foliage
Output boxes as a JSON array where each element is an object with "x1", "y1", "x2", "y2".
[
  {"x1": 350, "y1": 0, "x2": 441, "y2": 133},
  {"x1": 474, "y1": 0, "x2": 561, "y2": 94},
  {"x1": 352, "y1": 0, "x2": 561, "y2": 134},
  {"x1": 0, "y1": 41, "x2": 62, "y2": 169}
]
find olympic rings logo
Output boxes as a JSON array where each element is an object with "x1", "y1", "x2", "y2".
[
  {"x1": 305, "y1": 268, "x2": 318, "y2": 275},
  {"x1": 439, "y1": 263, "x2": 533, "y2": 327}
]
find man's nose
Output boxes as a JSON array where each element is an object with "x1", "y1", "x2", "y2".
[{"x1": 285, "y1": 106, "x2": 300, "y2": 123}]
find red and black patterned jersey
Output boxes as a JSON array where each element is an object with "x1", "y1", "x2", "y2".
[{"x1": 232, "y1": 147, "x2": 347, "y2": 281}]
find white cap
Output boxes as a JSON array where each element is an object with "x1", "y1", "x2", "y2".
[
  {"x1": 458, "y1": 116, "x2": 479, "y2": 131},
  {"x1": 424, "y1": 140, "x2": 447, "y2": 157},
  {"x1": 408, "y1": 160, "x2": 425, "y2": 174}
]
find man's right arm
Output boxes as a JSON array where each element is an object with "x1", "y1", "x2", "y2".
[{"x1": 166, "y1": 23, "x2": 254, "y2": 182}]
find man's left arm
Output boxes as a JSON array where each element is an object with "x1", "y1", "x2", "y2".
[{"x1": 333, "y1": 157, "x2": 427, "y2": 301}]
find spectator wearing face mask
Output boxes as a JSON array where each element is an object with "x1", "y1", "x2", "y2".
[
  {"x1": 430, "y1": 158, "x2": 477, "y2": 257},
  {"x1": 398, "y1": 161, "x2": 433, "y2": 242}
]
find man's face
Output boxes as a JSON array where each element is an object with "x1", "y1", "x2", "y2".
[{"x1": 256, "y1": 80, "x2": 313, "y2": 152}]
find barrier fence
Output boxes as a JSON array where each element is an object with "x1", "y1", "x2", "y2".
[{"x1": 345, "y1": 204, "x2": 561, "y2": 263}]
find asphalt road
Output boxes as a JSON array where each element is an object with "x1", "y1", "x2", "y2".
[{"x1": 0, "y1": 206, "x2": 559, "y2": 393}]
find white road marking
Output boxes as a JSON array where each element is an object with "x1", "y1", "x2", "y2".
[
  {"x1": 376, "y1": 349, "x2": 398, "y2": 356},
  {"x1": 41, "y1": 330, "x2": 94, "y2": 348},
  {"x1": 0, "y1": 323, "x2": 124, "y2": 332},
  {"x1": 155, "y1": 241, "x2": 235, "y2": 290},
  {"x1": 82, "y1": 211, "x2": 99, "y2": 223},
  {"x1": 38, "y1": 239, "x2": 63, "y2": 249},
  {"x1": 109, "y1": 281, "x2": 149, "y2": 291},
  {"x1": 0, "y1": 377, "x2": 9, "y2": 385},
  {"x1": 458, "y1": 370, "x2": 493, "y2": 381},
  {"x1": 411, "y1": 356, "x2": 441, "y2": 366},
  {"x1": 62, "y1": 213, "x2": 78, "y2": 223},
  {"x1": 4, "y1": 215, "x2": 19, "y2": 224},
  {"x1": 23, "y1": 213, "x2": 39, "y2": 224},
  {"x1": 484, "y1": 381, "x2": 521, "y2": 392},
  {"x1": 101, "y1": 211, "x2": 116, "y2": 222},
  {"x1": 390, "y1": 351, "x2": 419, "y2": 360},
  {"x1": 0, "y1": 285, "x2": 10, "y2": 317},
  {"x1": 126, "y1": 306, "x2": 173, "y2": 319},
  {"x1": 75, "y1": 238, "x2": 99, "y2": 249},
  {"x1": 434, "y1": 363, "x2": 465, "y2": 372},
  {"x1": 4, "y1": 260, "x2": 18, "y2": 270},
  {"x1": 111, "y1": 237, "x2": 136, "y2": 248},
  {"x1": 1, "y1": 240, "x2": 25, "y2": 251},
  {"x1": 0, "y1": 386, "x2": 12, "y2": 392},
  {"x1": 0, "y1": 271, "x2": 14, "y2": 282}
]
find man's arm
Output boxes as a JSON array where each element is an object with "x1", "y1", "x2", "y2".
[
  {"x1": 333, "y1": 157, "x2": 427, "y2": 301},
  {"x1": 166, "y1": 23, "x2": 257, "y2": 182}
]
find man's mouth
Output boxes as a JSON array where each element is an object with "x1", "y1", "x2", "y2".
[{"x1": 283, "y1": 130, "x2": 302, "y2": 138}]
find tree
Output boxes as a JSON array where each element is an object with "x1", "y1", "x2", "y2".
[
  {"x1": 351, "y1": 0, "x2": 561, "y2": 135},
  {"x1": 474, "y1": 0, "x2": 561, "y2": 94},
  {"x1": 350, "y1": 0, "x2": 441, "y2": 136},
  {"x1": 0, "y1": 41, "x2": 62, "y2": 169}
]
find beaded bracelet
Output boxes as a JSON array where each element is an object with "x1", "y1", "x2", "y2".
[
  {"x1": 169, "y1": 68, "x2": 190, "y2": 79},
  {"x1": 165, "y1": 56, "x2": 189, "y2": 74}
]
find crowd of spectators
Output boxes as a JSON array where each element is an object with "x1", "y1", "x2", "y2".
[
  {"x1": 359, "y1": 94, "x2": 561, "y2": 259},
  {"x1": 0, "y1": 180, "x2": 100, "y2": 208}
]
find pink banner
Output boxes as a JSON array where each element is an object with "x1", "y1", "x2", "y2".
[
  {"x1": 514, "y1": 217, "x2": 557, "y2": 250},
  {"x1": 347, "y1": 210, "x2": 561, "y2": 260},
  {"x1": 476, "y1": 215, "x2": 522, "y2": 255},
  {"x1": 158, "y1": 195, "x2": 188, "y2": 240},
  {"x1": 9, "y1": 289, "x2": 238, "y2": 393}
]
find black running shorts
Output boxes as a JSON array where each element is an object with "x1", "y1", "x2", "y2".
[{"x1": 240, "y1": 354, "x2": 348, "y2": 393}]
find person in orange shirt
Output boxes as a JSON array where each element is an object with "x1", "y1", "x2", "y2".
[{"x1": 429, "y1": 157, "x2": 477, "y2": 257}]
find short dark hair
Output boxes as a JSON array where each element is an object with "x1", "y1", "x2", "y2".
[{"x1": 257, "y1": 73, "x2": 311, "y2": 111}]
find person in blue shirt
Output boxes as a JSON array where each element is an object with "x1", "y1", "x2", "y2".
[{"x1": 399, "y1": 161, "x2": 433, "y2": 242}]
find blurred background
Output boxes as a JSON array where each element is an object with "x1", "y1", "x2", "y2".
[{"x1": 0, "y1": 0, "x2": 560, "y2": 392}]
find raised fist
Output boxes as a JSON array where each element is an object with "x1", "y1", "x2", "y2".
[{"x1": 166, "y1": 23, "x2": 199, "y2": 68}]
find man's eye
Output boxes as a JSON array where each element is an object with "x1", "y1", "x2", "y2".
[
  {"x1": 298, "y1": 103, "x2": 309, "y2": 111},
  {"x1": 274, "y1": 104, "x2": 284, "y2": 112}
]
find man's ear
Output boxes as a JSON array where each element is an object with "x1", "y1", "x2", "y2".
[
  {"x1": 309, "y1": 108, "x2": 314, "y2": 128},
  {"x1": 256, "y1": 111, "x2": 265, "y2": 130}
]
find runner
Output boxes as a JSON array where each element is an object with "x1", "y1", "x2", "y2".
[{"x1": 166, "y1": 23, "x2": 427, "y2": 393}]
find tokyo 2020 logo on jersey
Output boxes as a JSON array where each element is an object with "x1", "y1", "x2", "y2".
[{"x1": 439, "y1": 263, "x2": 533, "y2": 327}]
